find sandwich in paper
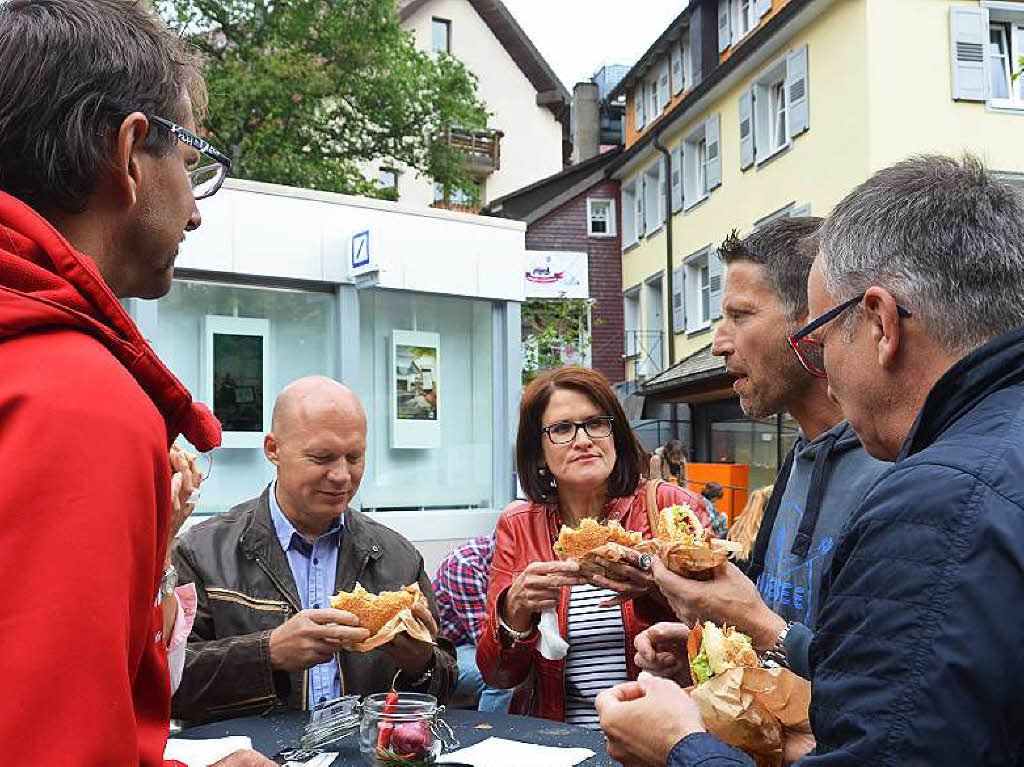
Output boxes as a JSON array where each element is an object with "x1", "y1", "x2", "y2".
[
  {"x1": 636, "y1": 503, "x2": 730, "y2": 578},
  {"x1": 329, "y1": 583, "x2": 433, "y2": 652},
  {"x1": 685, "y1": 622, "x2": 812, "y2": 767}
]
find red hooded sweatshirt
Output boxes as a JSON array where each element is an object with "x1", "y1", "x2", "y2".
[{"x1": 0, "y1": 191, "x2": 221, "y2": 765}]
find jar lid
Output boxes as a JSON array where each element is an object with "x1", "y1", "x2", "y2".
[{"x1": 300, "y1": 695, "x2": 362, "y2": 749}]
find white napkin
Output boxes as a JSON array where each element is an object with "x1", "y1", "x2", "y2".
[
  {"x1": 538, "y1": 608, "x2": 569, "y2": 660},
  {"x1": 163, "y1": 736, "x2": 253, "y2": 766},
  {"x1": 437, "y1": 736, "x2": 594, "y2": 767}
]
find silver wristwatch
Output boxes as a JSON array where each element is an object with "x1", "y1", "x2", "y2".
[
  {"x1": 159, "y1": 564, "x2": 178, "y2": 599},
  {"x1": 761, "y1": 621, "x2": 795, "y2": 669}
]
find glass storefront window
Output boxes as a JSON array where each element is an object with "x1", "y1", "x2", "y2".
[
  {"x1": 710, "y1": 413, "x2": 799, "y2": 491},
  {"x1": 155, "y1": 279, "x2": 338, "y2": 515},
  {"x1": 359, "y1": 289, "x2": 494, "y2": 511}
]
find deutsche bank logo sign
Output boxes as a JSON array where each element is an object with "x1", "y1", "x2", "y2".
[{"x1": 351, "y1": 230, "x2": 371, "y2": 270}]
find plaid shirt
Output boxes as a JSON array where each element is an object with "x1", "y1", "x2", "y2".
[{"x1": 431, "y1": 534, "x2": 494, "y2": 647}]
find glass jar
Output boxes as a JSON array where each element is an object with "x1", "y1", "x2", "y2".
[{"x1": 358, "y1": 692, "x2": 457, "y2": 767}]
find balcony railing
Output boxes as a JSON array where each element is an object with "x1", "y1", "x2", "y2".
[
  {"x1": 624, "y1": 330, "x2": 664, "y2": 379},
  {"x1": 441, "y1": 127, "x2": 503, "y2": 176}
]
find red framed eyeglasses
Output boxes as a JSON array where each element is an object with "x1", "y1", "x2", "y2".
[{"x1": 787, "y1": 293, "x2": 911, "y2": 378}]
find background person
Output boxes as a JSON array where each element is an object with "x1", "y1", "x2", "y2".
[
  {"x1": 650, "y1": 439, "x2": 687, "y2": 485},
  {"x1": 699, "y1": 482, "x2": 728, "y2": 539},
  {"x1": 172, "y1": 377, "x2": 457, "y2": 723},
  {"x1": 431, "y1": 534, "x2": 514, "y2": 712},
  {"x1": 726, "y1": 485, "x2": 772, "y2": 568},
  {"x1": 477, "y1": 367, "x2": 707, "y2": 727}
]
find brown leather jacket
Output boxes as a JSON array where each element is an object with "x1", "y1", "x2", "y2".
[
  {"x1": 171, "y1": 488, "x2": 457, "y2": 724},
  {"x1": 476, "y1": 481, "x2": 705, "y2": 722}
]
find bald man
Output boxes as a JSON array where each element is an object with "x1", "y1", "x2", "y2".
[{"x1": 171, "y1": 377, "x2": 457, "y2": 724}]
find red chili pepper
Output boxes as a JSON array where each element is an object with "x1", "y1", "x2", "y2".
[{"x1": 376, "y1": 689, "x2": 400, "y2": 750}]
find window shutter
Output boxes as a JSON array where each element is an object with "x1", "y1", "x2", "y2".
[
  {"x1": 758, "y1": 0, "x2": 771, "y2": 18},
  {"x1": 706, "y1": 114, "x2": 722, "y2": 190},
  {"x1": 635, "y1": 176, "x2": 646, "y2": 237},
  {"x1": 659, "y1": 60, "x2": 671, "y2": 109},
  {"x1": 739, "y1": 88, "x2": 754, "y2": 170},
  {"x1": 671, "y1": 144, "x2": 683, "y2": 212},
  {"x1": 690, "y1": 5, "x2": 704, "y2": 85},
  {"x1": 718, "y1": 0, "x2": 731, "y2": 53},
  {"x1": 659, "y1": 157, "x2": 667, "y2": 226},
  {"x1": 786, "y1": 44, "x2": 810, "y2": 138},
  {"x1": 672, "y1": 267, "x2": 685, "y2": 334},
  {"x1": 634, "y1": 84, "x2": 646, "y2": 130},
  {"x1": 950, "y1": 7, "x2": 989, "y2": 102},
  {"x1": 709, "y1": 249, "x2": 724, "y2": 320},
  {"x1": 671, "y1": 43, "x2": 684, "y2": 95}
]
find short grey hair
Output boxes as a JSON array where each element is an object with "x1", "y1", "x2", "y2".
[{"x1": 819, "y1": 154, "x2": 1024, "y2": 354}]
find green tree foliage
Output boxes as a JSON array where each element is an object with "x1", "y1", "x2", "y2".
[
  {"x1": 158, "y1": 0, "x2": 489, "y2": 197},
  {"x1": 521, "y1": 298, "x2": 593, "y2": 384}
]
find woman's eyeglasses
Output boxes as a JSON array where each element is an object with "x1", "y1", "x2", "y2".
[{"x1": 542, "y1": 416, "x2": 614, "y2": 445}]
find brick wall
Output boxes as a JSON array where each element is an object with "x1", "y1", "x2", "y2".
[{"x1": 526, "y1": 178, "x2": 624, "y2": 383}]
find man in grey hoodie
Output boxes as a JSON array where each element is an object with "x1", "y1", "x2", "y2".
[{"x1": 632, "y1": 218, "x2": 888, "y2": 682}]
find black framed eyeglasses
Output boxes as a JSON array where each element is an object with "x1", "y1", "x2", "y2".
[
  {"x1": 542, "y1": 416, "x2": 614, "y2": 445},
  {"x1": 149, "y1": 115, "x2": 232, "y2": 200},
  {"x1": 787, "y1": 292, "x2": 911, "y2": 377}
]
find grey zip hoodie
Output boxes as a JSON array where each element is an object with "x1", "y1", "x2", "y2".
[{"x1": 746, "y1": 419, "x2": 889, "y2": 677}]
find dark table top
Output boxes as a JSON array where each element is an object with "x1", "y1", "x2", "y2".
[{"x1": 178, "y1": 707, "x2": 615, "y2": 766}]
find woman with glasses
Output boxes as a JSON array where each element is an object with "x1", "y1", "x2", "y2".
[{"x1": 476, "y1": 366, "x2": 707, "y2": 727}]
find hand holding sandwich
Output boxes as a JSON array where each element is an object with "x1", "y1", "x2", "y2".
[
  {"x1": 378, "y1": 599, "x2": 438, "y2": 676},
  {"x1": 269, "y1": 608, "x2": 371, "y2": 672},
  {"x1": 502, "y1": 560, "x2": 586, "y2": 632},
  {"x1": 652, "y1": 557, "x2": 786, "y2": 652}
]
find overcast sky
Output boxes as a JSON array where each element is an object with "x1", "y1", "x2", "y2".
[{"x1": 500, "y1": 0, "x2": 687, "y2": 89}]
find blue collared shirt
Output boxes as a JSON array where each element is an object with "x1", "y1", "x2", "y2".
[{"x1": 268, "y1": 482, "x2": 345, "y2": 707}]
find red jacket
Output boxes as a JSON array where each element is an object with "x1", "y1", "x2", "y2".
[
  {"x1": 0, "y1": 192, "x2": 220, "y2": 766},
  {"x1": 477, "y1": 481, "x2": 707, "y2": 721}
]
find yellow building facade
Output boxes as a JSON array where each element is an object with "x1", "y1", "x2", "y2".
[{"x1": 615, "y1": 0, "x2": 1024, "y2": 381}]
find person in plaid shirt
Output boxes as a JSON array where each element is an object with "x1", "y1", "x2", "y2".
[{"x1": 431, "y1": 534, "x2": 513, "y2": 712}]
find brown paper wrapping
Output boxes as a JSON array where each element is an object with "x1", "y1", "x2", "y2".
[
  {"x1": 342, "y1": 585, "x2": 436, "y2": 653},
  {"x1": 689, "y1": 666, "x2": 811, "y2": 767},
  {"x1": 575, "y1": 541, "x2": 648, "y2": 573},
  {"x1": 638, "y1": 538, "x2": 729, "y2": 578}
]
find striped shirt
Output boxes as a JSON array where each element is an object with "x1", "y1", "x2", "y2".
[{"x1": 563, "y1": 583, "x2": 630, "y2": 729}]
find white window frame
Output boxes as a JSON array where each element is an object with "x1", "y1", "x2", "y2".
[
  {"x1": 683, "y1": 249, "x2": 713, "y2": 332},
  {"x1": 431, "y1": 17, "x2": 451, "y2": 54},
  {"x1": 989, "y1": 20, "x2": 1024, "y2": 107},
  {"x1": 378, "y1": 168, "x2": 399, "y2": 193},
  {"x1": 644, "y1": 164, "x2": 662, "y2": 232},
  {"x1": 753, "y1": 56, "x2": 790, "y2": 164},
  {"x1": 732, "y1": 0, "x2": 757, "y2": 44},
  {"x1": 587, "y1": 198, "x2": 616, "y2": 238},
  {"x1": 683, "y1": 124, "x2": 710, "y2": 209},
  {"x1": 681, "y1": 38, "x2": 693, "y2": 93},
  {"x1": 623, "y1": 288, "x2": 641, "y2": 357},
  {"x1": 648, "y1": 74, "x2": 661, "y2": 117},
  {"x1": 623, "y1": 180, "x2": 638, "y2": 246}
]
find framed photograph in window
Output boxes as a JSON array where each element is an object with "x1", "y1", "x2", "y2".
[
  {"x1": 391, "y1": 330, "x2": 441, "y2": 449},
  {"x1": 201, "y1": 315, "x2": 271, "y2": 448}
]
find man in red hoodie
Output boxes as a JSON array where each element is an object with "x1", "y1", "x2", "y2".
[{"x1": 0, "y1": 1, "x2": 272, "y2": 765}]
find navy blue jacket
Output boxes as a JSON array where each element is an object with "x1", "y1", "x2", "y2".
[{"x1": 669, "y1": 325, "x2": 1024, "y2": 766}]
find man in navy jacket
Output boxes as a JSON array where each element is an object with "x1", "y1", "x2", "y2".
[{"x1": 598, "y1": 154, "x2": 1024, "y2": 767}]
